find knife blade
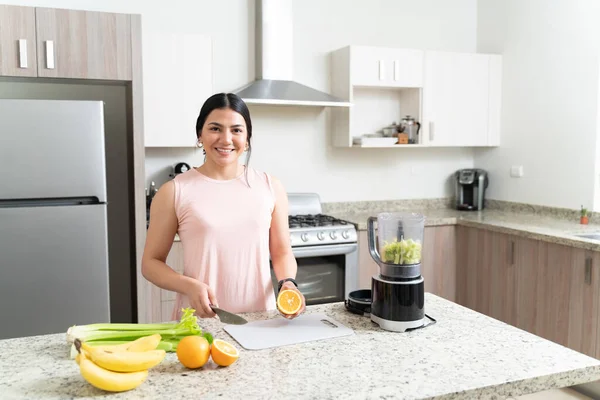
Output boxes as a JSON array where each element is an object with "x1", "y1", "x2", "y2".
[{"x1": 209, "y1": 304, "x2": 248, "y2": 325}]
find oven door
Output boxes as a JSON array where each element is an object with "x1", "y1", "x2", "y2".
[{"x1": 270, "y1": 243, "x2": 358, "y2": 306}]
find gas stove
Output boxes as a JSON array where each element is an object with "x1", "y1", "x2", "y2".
[
  {"x1": 278, "y1": 193, "x2": 359, "y2": 305},
  {"x1": 287, "y1": 194, "x2": 357, "y2": 248}
]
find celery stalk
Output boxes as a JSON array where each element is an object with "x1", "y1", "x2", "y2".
[{"x1": 65, "y1": 307, "x2": 212, "y2": 354}]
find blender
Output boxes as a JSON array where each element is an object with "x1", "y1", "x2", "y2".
[{"x1": 367, "y1": 212, "x2": 425, "y2": 332}]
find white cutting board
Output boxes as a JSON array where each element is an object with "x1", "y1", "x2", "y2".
[{"x1": 223, "y1": 313, "x2": 354, "y2": 350}]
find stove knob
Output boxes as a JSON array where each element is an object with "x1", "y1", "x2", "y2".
[
  {"x1": 301, "y1": 233, "x2": 309, "y2": 242},
  {"x1": 317, "y1": 232, "x2": 325, "y2": 240},
  {"x1": 329, "y1": 231, "x2": 337, "y2": 240},
  {"x1": 342, "y1": 230, "x2": 350, "y2": 239}
]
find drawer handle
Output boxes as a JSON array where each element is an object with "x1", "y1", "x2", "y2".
[
  {"x1": 18, "y1": 39, "x2": 28, "y2": 68},
  {"x1": 585, "y1": 257, "x2": 592, "y2": 285},
  {"x1": 378, "y1": 60, "x2": 384, "y2": 81},
  {"x1": 45, "y1": 40, "x2": 55, "y2": 69}
]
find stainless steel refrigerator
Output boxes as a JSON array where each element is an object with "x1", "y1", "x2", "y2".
[{"x1": 0, "y1": 99, "x2": 111, "y2": 339}]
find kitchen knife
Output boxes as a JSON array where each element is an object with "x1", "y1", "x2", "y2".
[{"x1": 209, "y1": 304, "x2": 248, "y2": 325}]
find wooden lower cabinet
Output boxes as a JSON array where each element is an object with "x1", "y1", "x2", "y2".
[
  {"x1": 516, "y1": 241, "x2": 599, "y2": 358},
  {"x1": 456, "y1": 225, "x2": 600, "y2": 359},
  {"x1": 422, "y1": 225, "x2": 457, "y2": 302},
  {"x1": 358, "y1": 225, "x2": 457, "y2": 301},
  {"x1": 456, "y1": 227, "x2": 516, "y2": 326}
]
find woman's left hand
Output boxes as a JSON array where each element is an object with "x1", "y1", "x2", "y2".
[{"x1": 278, "y1": 281, "x2": 306, "y2": 319}]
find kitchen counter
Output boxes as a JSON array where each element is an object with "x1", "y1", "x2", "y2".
[
  {"x1": 2, "y1": 293, "x2": 600, "y2": 399},
  {"x1": 331, "y1": 207, "x2": 600, "y2": 251}
]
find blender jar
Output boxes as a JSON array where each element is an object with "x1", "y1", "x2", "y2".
[{"x1": 376, "y1": 212, "x2": 425, "y2": 265}]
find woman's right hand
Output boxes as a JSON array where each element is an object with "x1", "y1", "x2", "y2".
[{"x1": 184, "y1": 280, "x2": 218, "y2": 318}]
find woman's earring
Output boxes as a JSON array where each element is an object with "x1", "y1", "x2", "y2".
[
  {"x1": 196, "y1": 140, "x2": 206, "y2": 155},
  {"x1": 245, "y1": 144, "x2": 249, "y2": 152}
]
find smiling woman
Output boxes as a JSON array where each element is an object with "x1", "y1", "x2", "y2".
[{"x1": 141, "y1": 93, "x2": 306, "y2": 321}]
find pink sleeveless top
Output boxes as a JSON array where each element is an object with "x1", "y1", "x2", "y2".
[{"x1": 170, "y1": 166, "x2": 277, "y2": 320}]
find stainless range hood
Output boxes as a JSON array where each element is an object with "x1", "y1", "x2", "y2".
[{"x1": 233, "y1": 0, "x2": 351, "y2": 107}]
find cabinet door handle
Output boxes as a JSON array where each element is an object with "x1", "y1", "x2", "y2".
[
  {"x1": 394, "y1": 60, "x2": 399, "y2": 81},
  {"x1": 429, "y1": 122, "x2": 434, "y2": 141},
  {"x1": 585, "y1": 257, "x2": 593, "y2": 285},
  {"x1": 45, "y1": 40, "x2": 55, "y2": 69},
  {"x1": 18, "y1": 39, "x2": 28, "y2": 68},
  {"x1": 509, "y1": 240, "x2": 515, "y2": 265},
  {"x1": 378, "y1": 60, "x2": 384, "y2": 81}
]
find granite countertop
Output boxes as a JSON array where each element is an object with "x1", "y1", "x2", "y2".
[
  {"x1": 2, "y1": 293, "x2": 600, "y2": 399},
  {"x1": 330, "y1": 207, "x2": 600, "y2": 251}
]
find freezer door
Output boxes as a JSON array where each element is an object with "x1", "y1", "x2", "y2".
[
  {"x1": 0, "y1": 99, "x2": 107, "y2": 202},
  {"x1": 0, "y1": 204, "x2": 110, "y2": 339}
]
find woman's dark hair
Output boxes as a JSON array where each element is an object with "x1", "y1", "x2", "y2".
[{"x1": 195, "y1": 93, "x2": 253, "y2": 185}]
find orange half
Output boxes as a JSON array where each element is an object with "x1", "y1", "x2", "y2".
[
  {"x1": 211, "y1": 339, "x2": 239, "y2": 367},
  {"x1": 277, "y1": 289, "x2": 302, "y2": 315}
]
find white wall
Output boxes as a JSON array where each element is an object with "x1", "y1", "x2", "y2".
[
  {"x1": 4, "y1": 0, "x2": 478, "y2": 202},
  {"x1": 475, "y1": 0, "x2": 600, "y2": 210}
]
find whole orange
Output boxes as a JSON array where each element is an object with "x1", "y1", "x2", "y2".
[{"x1": 176, "y1": 336, "x2": 211, "y2": 369}]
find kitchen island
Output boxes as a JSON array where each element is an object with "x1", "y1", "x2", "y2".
[{"x1": 1, "y1": 293, "x2": 599, "y2": 399}]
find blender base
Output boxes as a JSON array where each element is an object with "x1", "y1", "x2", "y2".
[{"x1": 371, "y1": 315, "x2": 425, "y2": 332}]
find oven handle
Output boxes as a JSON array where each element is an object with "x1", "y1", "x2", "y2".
[{"x1": 292, "y1": 243, "x2": 358, "y2": 258}]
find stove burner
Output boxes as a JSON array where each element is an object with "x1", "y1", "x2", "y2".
[{"x1": 288, "y1": 214, "x2": 349, "y2": 228}]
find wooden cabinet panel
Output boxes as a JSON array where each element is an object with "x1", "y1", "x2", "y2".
[
  {"x1": 0, "y1": 5, "x2": 37, "y2": 77},
  {"x1": 456, "y1": 226, "x2": 600, "y2": 359},
  {"x1": 456, "y1": 225, "x2": 489, "y2": 313},
  {"x1": 35, "y1": 8, "x2": 132, "y2": 80},
  {"x1": 569, "y1": 248, "x2": 598, "y2": 358},
  {"x1": 518, "y1": 242, "x2": 600, "y2": 358},
  {"x1": 457, "y1": 227, "x2": 518, "y2": 327},
  {"x1": 487, "y1": 231, "x2": 516, "y2": 326},
  {"x1": 422, "y1": 226, "x2": 456, "y2": 301},
  {"x1": 514, "y1": 236, "x2": 542, "y2": 334}
]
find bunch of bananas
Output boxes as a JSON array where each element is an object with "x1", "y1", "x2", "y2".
[{"x1": 74, "y1": 334, "x2": 166, "y2": 392}]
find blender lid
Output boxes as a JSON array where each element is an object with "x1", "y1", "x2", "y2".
[
  {"x1": 348, "y1": 289, "x2": 371, "y2": 304},
  {"x1": 345, "y1": 289, "x2": 372, "y2": 316}
]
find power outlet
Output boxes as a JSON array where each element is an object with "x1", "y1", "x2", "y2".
[{"x1": 510, "y1": 166, "x2": 524, "y2": 178}]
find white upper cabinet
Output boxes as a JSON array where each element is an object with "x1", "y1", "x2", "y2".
[
  {"x1": 350, "y1": 46, "x2": 423, "y2": 88},
  {"x1": 330, "y1": 45, "x2": 502, "y2": 149},
  {"x1": 422, "y1": 51, "x2": 502, "y2": 147},
  {"x1": 143, "y1": 32, "x2": 212, "y2": 147}
]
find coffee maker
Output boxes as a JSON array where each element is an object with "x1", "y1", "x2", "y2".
[
  {"x1": 454, "y1": 168, "x2": 488, "y2": 211},
  {"x1": 367, "y1": 212, "x2": 425, "y2": 332}
]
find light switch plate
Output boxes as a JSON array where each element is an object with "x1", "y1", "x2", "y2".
[{"x1": 510, "y1": 165, "x2": 524, "y2": 178}]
